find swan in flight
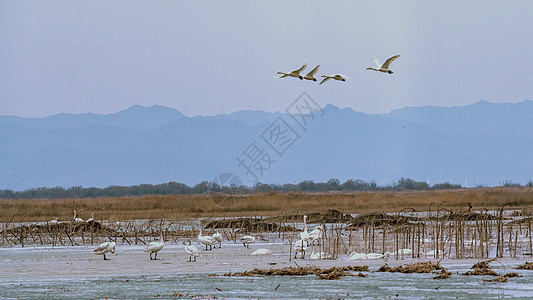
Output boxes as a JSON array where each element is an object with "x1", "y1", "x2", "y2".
[
  {"x1": 303, "y1": 64, "x2": 320, "y2": 81},
  {"x1": 319, "y1": 74, "x2": 349, "y2": 85},
  {"x1": 300, "y1": 215, "x2": 310, "y2": 245},
  {"x1": 293, "y1": 239, "x2": 307, "y2": 259},
  {"x1": 212, "y1": 231, "x2": 223, "y2": 248},
  {"x1": 183, "y1": 239, "x2": 200, "y2": 262},
  {"x1": 73, "y1": 210, "x2": 84, "y2": 223},
  {"x1": 251, "y1": 248, "x2": 272, "y2": 256},
  {"x1": 309, "y1": 226, "x2": 324, "y2": 245},
  {"x1": 198, "y1": 227, "x2": 217, "y2": 251},
  {"x1": 86, "y1": 213, "x2": 95, "y2": 222},
  {"x1": 366, "y1": 54, "x2": 400, "y2": 74},
  {"x1": 239, "y1": 235, "x2": 255, "y2": 249},
  {"x1": 144, "y1": 230, "x2": 165, "y2": 260},
  {"x1": 274, "y1": 64, "x2": 307, "y2": 80},
  {"x1": 92, "y1": 241, "x2": 116, "y2": 260}
]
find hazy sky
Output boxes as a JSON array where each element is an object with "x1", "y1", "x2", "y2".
[{"x1": 1, "y1": 1, "x2": 532, "y2": 118}]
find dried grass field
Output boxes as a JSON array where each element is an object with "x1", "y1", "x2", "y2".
[{"x1": 1, "y1": 187, "x2": 533, "y2": 222}]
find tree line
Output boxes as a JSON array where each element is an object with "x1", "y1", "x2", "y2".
[{"x1": 0, "y1": 178, "x2": 531, "y2": 199}]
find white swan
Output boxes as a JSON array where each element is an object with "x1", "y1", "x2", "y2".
[
  {"x1": 183, "y1": 239, "x2": 200, "y2": 262},
  {"x1": 251, "y1": 248, "x2": 272, "y2": 256},
  {"x1": 366, "y1": 54, "x2": 400, "y2": 74},
  {"x1": 239, "y1": 235, "x2": 256, "y2": 249},
  {"x1": 198, "y1": 227, "x2": 217, "y2": 251},
  {"x1": 274, "y1": 64, "x2": 307, "y2": 80},
  {"x1": 49, "y1": 218, "x2": 59, "y2": 224},
  {"x1": 300, "y1": 215, "x2": 310, "y2": 244},
  {"x1": 303, "y1": 64, "x2": 320, "y2": 81},
  {"x1": 365, "y1": 253, "x2": 385, "y2": 260},
  {"x1": 73, "y1": 210, "x2": 84, "y2": 223},
  {"x1": 144, "y1": 230, "x2": 165, "y2": 260},
  {"x1": 309, "y1": 226, "x2": 324, "y2": 245},
  {"x1": 212, "y1": 231, "x2": 223, "y2": 248},
  {"x1": 92, "y1": 241, "x2": 116, "y2": 260},
  {"x1": 319, "y1": 74, "x2": 349, "y2": 85},
  {"x1": 389, "y1": 248, "x2": 413, "y2": 258},
  {"x1": 348, "y1": 251, "x2": 367, "y2": 260},
  {"x1": 86, "y1": 213, "x2": 95, "y2": 222},
  {"x1": 293, "y1": 239, "x2": 307, "y2": 259},
  {"x1": 395, "y1": 248, "x2": 413, "y2": 255},
  {"x1": 309, "y1": 249, "x2": 331, "y2": 260}
]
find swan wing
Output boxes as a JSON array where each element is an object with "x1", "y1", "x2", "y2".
[
  {"x1": 187, "y1": 245, "x2": 200, "y2": 256},
  {"x1": 304, "y1": 64, "x2": 320, "y2": 77},
  {"x1": 381, "y1": 55, "x2": 400, "y2": 69},
  {"x1": 374, "y1": 59, "x2": 382, "y2": 68},
  {"x1": 93, "y1": 242, "x2": 110, "y2": 253},
  {"x1": 291, "y1": 63, "x2": 307, "y2": 75},
  {"x1": 319, "y1": 76, "x2": 331, "y2": 85}
]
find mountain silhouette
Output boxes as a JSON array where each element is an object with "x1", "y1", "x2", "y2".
[{"x1": 1, "y1": 100, "x2": 532, "y2": 190}]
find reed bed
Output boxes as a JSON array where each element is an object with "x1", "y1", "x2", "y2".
[
  {"x1": 221, "y1": 265, "x2": 369, "y2": 280},
  {"x1": 2, "y1": 188, "x2": 533, "y2": 262},
  {"x1": 2, "y1": 187, "x2": 533, "y2": 222}
]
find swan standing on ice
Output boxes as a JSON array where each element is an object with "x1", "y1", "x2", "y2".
[
  {"x1": 300, "y1": 215, "x2": 310, "y2": 245},
  {"x1": 366, "y1": 55, "x2": 400, "y2": 74},
  {"x1": 251, "y1": 248, "x2": 272, "y2": 256},
  {"x1": 212, "y1": 231, "x2": 223, "y2": 248},
  {"x1": 144, "y1": 229, "x2": 165, "y2": 260},
  {"x1": 309, "y1": 226, "x2": 324, "y2": 246},
  {"x1": 239, "y1": 235, "x2": 255, "y2": 249},
  {"x1": 293, "y1": 239, "x2": 307, "y2": 259},
  {"x1": 319, "y1": 74, "x2": 349, "y2": 85},
  {"x1": 183, "y1": 239, "x2": 200, "y2": 262},
  {"x1": 303, "y1": 64, "x2": 320, "y2": 81},
  {"x1": 73, "y1": 210, "x2": 84, "y2": 223},
  {"x1": 49, "y1": 218, "x2": 59, "y2": 224},
  {"x1": 274, "y1": 64, "x2": 307, "y2": 80},
  {"x1": 92, "y1": 241, "x2": 116, "y2": 260},
  {"x1": 198, "y1": 227, "x2": 217, "y2": 251}
]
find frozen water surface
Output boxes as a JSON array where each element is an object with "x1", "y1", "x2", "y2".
[
  {"x1": 2, "y1": 270, "x2": 533, "y2": 299},
  {"x1": 1, "y1": 245, "x2": 533, "y2": 299}
]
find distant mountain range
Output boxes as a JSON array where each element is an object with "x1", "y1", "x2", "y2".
[{"x1": 1, "y1": 100, "x2": 532, "y2": 191}]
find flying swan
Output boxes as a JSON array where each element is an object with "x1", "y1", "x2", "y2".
[
  {"x1": 319, "y1": 74, "x2": 349, "y2": 85},
  {"x1": 303, "y1": 64, "x2": 321, "y2": 81},
  {"x1": 366, "y1": 54, "x2": 400, "y2": 74},
  {"x1": 274, "y1": 64, "x2": 307, "y2": 80}
]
